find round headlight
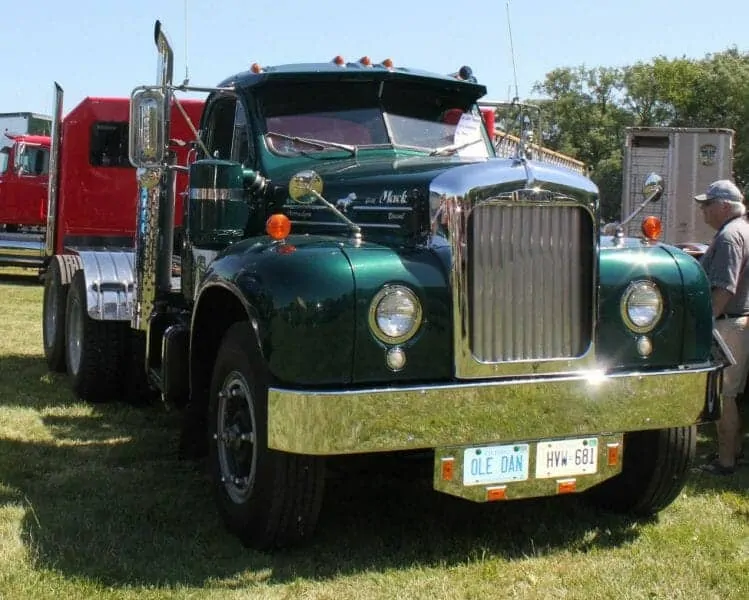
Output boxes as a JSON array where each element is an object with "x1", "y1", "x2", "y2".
[
  {"x1": 369, "y1": 285, "x2": 423, "y2": 344},
  {"x1": 620, "y1": 280, "x2": 663, "y2": 333}
]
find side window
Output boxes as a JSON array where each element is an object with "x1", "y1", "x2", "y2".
[
  {"x1": 230, "y1": 102, "x2": 252, "y2": 165},
  {"x1": 0, "y1": 149, "x2": 9, "y2": 174},
  {"x1": 32, "y1": 148, "x2": 50, "y2": 175},
  {"x1": 202, "y1": 96, "x2": 238, "y2": 161},
  {"x1": 18, "y1": 147, "x2": 49, "y2": 175},
  {"x1": 90, "y1": 121, "x2": 129, "y2": 167}
]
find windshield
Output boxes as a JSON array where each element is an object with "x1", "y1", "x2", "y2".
[
  {"x1": 259, "y1": 79, "x2": 493, "y2": 160},
  {"x1": 0, "y1": 149, "x2": 8, "y2": 174}
]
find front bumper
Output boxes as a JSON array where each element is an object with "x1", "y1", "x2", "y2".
[{"x1": 267, "y1": 363, "x2": 721, "y2": 455}]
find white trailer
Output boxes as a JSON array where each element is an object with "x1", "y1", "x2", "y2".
[
  {"x1": 0, "y1": 112, "x2": 52, "y2": 148},
  {"x1": 621, "y1": 127, "x2": 735, "y2": 245}
]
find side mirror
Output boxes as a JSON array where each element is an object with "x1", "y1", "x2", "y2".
[
  {"x1": 129, "y1": 88, "x2": 166, "y2": 168},
  {"x1": 642, "y1": 172, "x2": 663, "y2": 201},
  {"x1": 13, "y1": 142, "x2": 25, "y2": 172}
]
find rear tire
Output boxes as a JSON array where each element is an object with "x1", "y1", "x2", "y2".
[
  {"x1": 42, "y1": 259, "x2": 70, "y2": 372},
  {"x1": 208, "y1": 322, "x2": 325, "y2": 550},
  {"x1": 65, "y1": 271, "x2": 128, "y2": 403},
  {"x1": 588, "y1": 426, "x2": 696, "y2": 515}
]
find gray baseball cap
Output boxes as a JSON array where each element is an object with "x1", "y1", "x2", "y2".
[{"x1": 694, "y1": 179, "x2": 744, "y2": 203}]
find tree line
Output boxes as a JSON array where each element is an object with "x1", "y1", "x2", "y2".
[{"x1": 516, "y1": 48, "x2": 749, "y2": 221}]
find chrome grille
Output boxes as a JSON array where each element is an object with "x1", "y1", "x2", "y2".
[{"x1": 468, "y1": 203, "x2": 593, "y2": 362}]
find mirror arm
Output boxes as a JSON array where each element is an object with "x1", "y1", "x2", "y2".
[
  {"x1": 615, "y1": 185, "x2": 663, "y2": 238},
  {"x1": 311, "y1": 190, "x2": 362, "y2": 241}
]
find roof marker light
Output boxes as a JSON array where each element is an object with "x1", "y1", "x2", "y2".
[
  {"x1": 332, "y1": 55, "x2": 345, "y2": 66},
  {"x1": 359, "y1": 56, "x2": 372, "y2": 67},
  {"x1": 382, "y1": 58, "x2": 394, "y2": 69},
  {"x1": 250, "y1": 62, "x2": 263, "y2": 74}
]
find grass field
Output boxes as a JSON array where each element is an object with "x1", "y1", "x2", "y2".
[{"x1": 0, "y1": 266, "x2": 748, "y2": 599}]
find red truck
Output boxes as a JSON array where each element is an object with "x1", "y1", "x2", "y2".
[{"x1": 0, "y1": 90, "x2": 203, "y2": 271}]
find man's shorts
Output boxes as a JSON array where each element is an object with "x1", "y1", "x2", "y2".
[{"x1": 715, "y1": 316, "x2": 749, "y2": 398}]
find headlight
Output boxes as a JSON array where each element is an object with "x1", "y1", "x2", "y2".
[
  {"x1": 369, "y1": 285, "x2": 423, "y2": 344},
  {"x1": 620, "y1": 280, "x2": 663, "y2": 333}
]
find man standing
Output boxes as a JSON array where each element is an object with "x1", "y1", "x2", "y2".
[{"x1": 695, "y1": 179, "x2": 749, "y2": 475}]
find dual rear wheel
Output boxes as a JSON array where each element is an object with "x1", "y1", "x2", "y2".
[{"x1": 42, "y1": 263, "x2": 153, "y2": 404}]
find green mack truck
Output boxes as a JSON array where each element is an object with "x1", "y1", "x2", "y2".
[{"x1": 54, "y1": 21, "x2": 726, "y2": 549}]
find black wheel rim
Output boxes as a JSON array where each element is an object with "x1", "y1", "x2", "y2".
[
  {"x1": 43, "y1": 280, "x2": 58, "y2": 349},
  {"x1": 66, "y1": 293, "x2": 83, "y2": 374},
  {"x1": 215, "y1": 370, "x2": 257, "y2": 504}
]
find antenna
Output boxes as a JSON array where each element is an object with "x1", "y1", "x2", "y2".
[
  {"x1": 505, "y1": 0, "x2": 520, "y2": 103},
  {"x1": 182, "y1": 0, "x2": 190, "y2": 86}
]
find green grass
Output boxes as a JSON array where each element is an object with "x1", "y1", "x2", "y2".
[{"x1": 0, "y1": 266, "x2": 748, "y2": 599}]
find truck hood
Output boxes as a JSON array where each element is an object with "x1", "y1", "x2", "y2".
[{"x1": 271, "y1": 154, "x2": 597, "y2": 245}]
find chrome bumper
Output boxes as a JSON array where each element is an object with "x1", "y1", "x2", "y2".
[{"x1": 267, "y1": 364, "x2": 720, "y2": 455}]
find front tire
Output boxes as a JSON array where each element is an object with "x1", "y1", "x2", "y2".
[
  {"x1": 65, "y1": 271, "x2": 128, "y2": 402},
  {"x1": 208, "y1": 322, "x2": 325, "y2": 550},
  {"x1": 588, "y1": 426, "x2": 696, "y2": 515}
]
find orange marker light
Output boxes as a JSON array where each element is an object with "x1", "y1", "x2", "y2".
[
  {"x1": 359, "y1": 55, "x2": 372, "y2": 66},
  {"x1": 607, "y1": 443, "x2": 620, "y2": 466},
  {"x1": 332, "y1": 55, "x2": 345, "y2": 66},
  {"x1": 641, "y1": 215, "x2": 662, "y2": 241},
  {"x1": 487, "y1": 486, "x2": 507, "y2": 501},
  {"x1": 557, "y1": 479, "x2": 577, "y2": 494},
  {"x1": 266, "y1": 213, "x2": 291, "y2": 240},
  {"x1": 382, "y1": 58, "x2": 394, "y2": 68},
  {"x1": 250, "y1": 62, "x2": 263, "y2": 74},
  {"x1": 440, "y1": 457, "x2": 454, "y2": 481}
]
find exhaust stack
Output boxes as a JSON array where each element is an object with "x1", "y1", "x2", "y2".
[
  {"x1": 132, "y1": 21, "x2": 176, "y2": 330},
  {"x1": 45, "y1": 82, "x2": 64, "y2": 258}
]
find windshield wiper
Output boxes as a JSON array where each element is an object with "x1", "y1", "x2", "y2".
[
  {"x1": 429, "y1": 138, "x2": 484, "y2": 156},
  {"x1": 266, "y1": 131, "x2": 358, "y2": 157}
]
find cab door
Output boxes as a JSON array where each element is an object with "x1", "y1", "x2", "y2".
[
  {"x1": 0, "y1": 146, "x2": 11, "y2": 228},
  {"x1": 4, "y1": 142, "x2": 49, "y2": 227}
]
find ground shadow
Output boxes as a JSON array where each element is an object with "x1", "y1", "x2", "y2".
[
  {"x1": 1, "y1": 415, "x2": 648, "y2": 590},
  {"x1": 0, "y1": 359, "x2": 668, "y2": 590}
]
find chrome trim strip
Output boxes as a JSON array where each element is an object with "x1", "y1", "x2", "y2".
[
  {"x1": 189, "y1": 188, "x2": 245, "y2": 201},
  {"x1": 78, "y1": 250, "x2": 135, "y2": 321},
  {"x1": 350, "y1": 206, "x2": 413, "y2": 212},
  {"x1": 267, "y1": 364, "x2": 718, "y2": 455},
  {"x1": 289, "y1": 220, "x2": 402, "y2": 230}
]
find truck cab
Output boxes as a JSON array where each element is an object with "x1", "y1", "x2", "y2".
[{"x1": 0, "y1": 133, "x2": 50, "y2": 232}]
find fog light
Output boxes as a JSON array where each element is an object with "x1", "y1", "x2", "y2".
[
  {"x1": 386, "y1": 347, "x2": 406, "y2": 371},
  {"x1": 636, "y1": 335, "x2": 653, "y2": 357}
]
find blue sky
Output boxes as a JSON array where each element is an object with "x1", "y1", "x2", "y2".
[{"x1": 2, "y1": 0, "x2": 746, "y2": 116}]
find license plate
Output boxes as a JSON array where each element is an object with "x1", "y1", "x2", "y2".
[
  {"x1": 534, "y1": 437, "x2": 598, "y2": 479},
  {"x1": 463, "y1": 443, "x2": 529, "y2": 486}
]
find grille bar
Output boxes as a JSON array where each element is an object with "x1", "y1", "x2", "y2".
[{"x1": 469, "y1": 204, "x2": 592, "y2": 362}]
